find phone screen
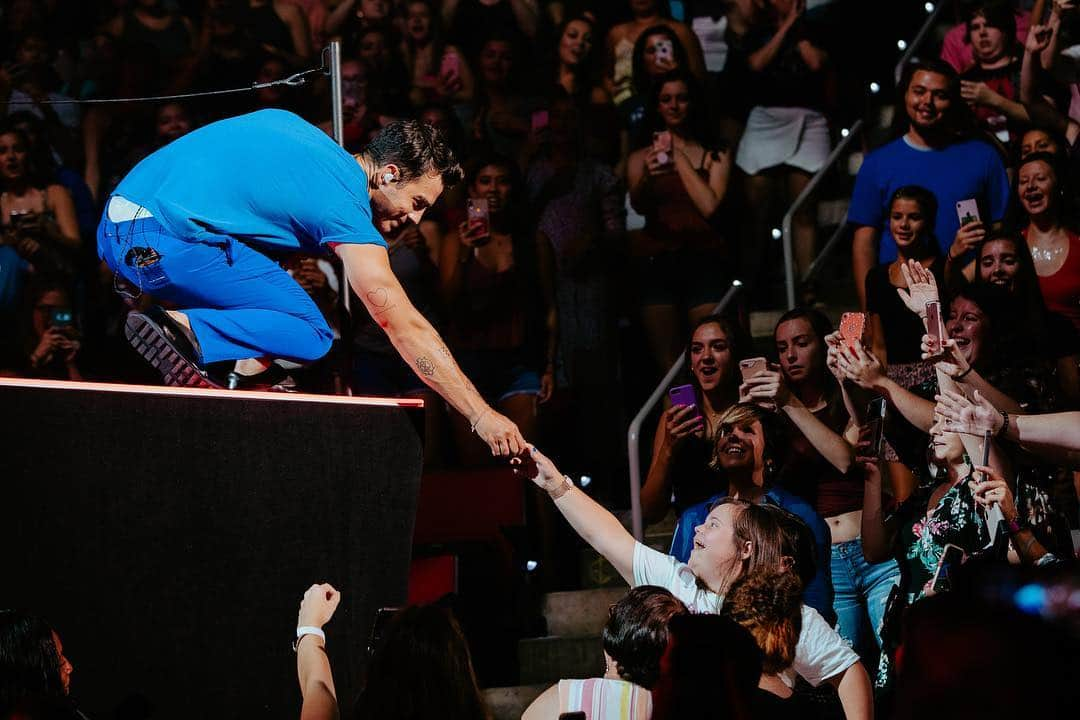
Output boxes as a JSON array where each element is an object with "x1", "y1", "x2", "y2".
[
  {"x1": 49, "y1": 308, "x2": 73, "y2": 328},
  {"x1": 466, "y1": 198, "x2": 490, "y2": 242},
  {"x1": 931, "y1": 544, "x2": 966, "y2": 594}
]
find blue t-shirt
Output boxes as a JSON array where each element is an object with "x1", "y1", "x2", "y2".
[
  {"x1": 848, "y1": 136, "x2": 1010, "y2": 262},
  {"x1": 114, "y1": 109, "x2": 386, "y2": 252},
  {"x1": 669, "y1": 486, "x2": 835, "y2": 626}
]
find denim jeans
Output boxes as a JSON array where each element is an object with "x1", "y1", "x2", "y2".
[
  {"x1": 98, "y1": 213, "x2": 333, "y2": 364},
  {"x1": 830, "y1": 539, "x2": 901, "y2": 669}
]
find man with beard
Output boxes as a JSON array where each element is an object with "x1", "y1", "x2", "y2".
[
  {"x1": 848, "y1": 59, "x2": 1010, "y2": 308},
  {"x1": 97, "y1": 110, "x2": 526, "y2": 457}
]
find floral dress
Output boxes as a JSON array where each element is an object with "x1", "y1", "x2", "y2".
[{"x1": 896, "y1": 473, "x2": 989, "y2": 604}]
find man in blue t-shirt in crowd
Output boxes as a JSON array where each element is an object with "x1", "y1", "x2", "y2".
[
  {"x1": 849, "y1": 59, "x2": 1010, "y2": 308},
  {"x1": 97, "y1": 109, "x2": 526, "y2": 457}
]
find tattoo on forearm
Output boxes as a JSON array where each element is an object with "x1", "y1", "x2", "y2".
[
  {"x1": 366, "y1": 287, "x2": 397, "y2": 316},
  {"x1": 416, "y1": 356, "x2": 436, "y2": 377}
]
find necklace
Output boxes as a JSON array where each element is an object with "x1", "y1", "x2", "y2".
[{"x1": 1028, "y1": 232, "x2": 1068, "y2": 271}]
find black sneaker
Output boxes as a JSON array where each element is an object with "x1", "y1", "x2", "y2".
[
  {"x1": 222, "y1": 364, "x2": 298, "y2": 392},
  {"x1": 124, "y1": 308, "x2": 219, "y2": 389}
]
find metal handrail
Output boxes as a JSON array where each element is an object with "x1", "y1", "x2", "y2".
[
  {"x1": 781, "y1": 118, "x2": 863, "y2": 309},
  {"x1": 626, "y1": 280, "x2": 742, "y2": 541},
  {"x1": 782, "y1": 0, "x2": 952, "y2": 308},
  {"x1": 894, "y1": 0, "x2": 952, "y2": 84}
]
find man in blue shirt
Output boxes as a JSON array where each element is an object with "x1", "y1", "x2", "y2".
[
  {"x1": 849, "y1": 59, "x2": 1010, "y2": 308},
  {"x1": 97, "y1": 110, "x2": 525, "y2": 456}
]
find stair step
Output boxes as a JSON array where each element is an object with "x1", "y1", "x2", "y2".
[
  {"x1": 482, "y1": 684, "x2": 549, "y2": 720},
  {"x1": 519, "y1": 635, "x2": 604, "y2": 685},
  {"x1": 542, "y1": 587, "x2": 628, "y2": 637}
]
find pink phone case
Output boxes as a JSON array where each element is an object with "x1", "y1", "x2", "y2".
[
  {"x1": 466, "y1": 198, "x2": 490, "y2": 239},
  {"x1": 531, "y1": 110, "x2": 549, "y2": 133},
  {"x1": 739, "y1": 357, "x2": 767, "y2": 383},
  {"x1": 925, "y1": 301, "x2": 944, "y2": 344},
  {"x1": 440, "y1": 51, "x2": 460, "y2": 79}
]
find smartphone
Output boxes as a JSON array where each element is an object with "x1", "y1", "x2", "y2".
[
  {"x1": 654, "y1": 38, "x2": 674, "y2": 67},
  {"x1": 530, "y1": 109, "x2": 549, "y2": 133},
  {"x1": 738, "y1": 357, "x2": 767, "y2": 383},
  {"x1": 652, "y1": 130, "x2": 673, "y2": 165},
  {"x1": 976, "y1": 428, "x2": 992, "y2": 483},
  {"x1": 930, "y1": 543, "x2": 967, "y2": 594},
  {"x1": 955, "y1": 198, "x2": 981, "y2": 227},
  {"x1": 839, "y1": 312, "x2": 867, "y2": 350},
  {"x1": 439, "y1": 51, "x2": 460, "y2": 80},
  {"x1": 668, "y1": 384, "x2": 701, "y2": 420},
  {"x1": 559, "y1": 714, "x2": 586, "y2": 720},
  {"x1": 466, "y1": 198, "x2": 490, "y2": 245},
  {"x1": 925, "y1": 301, "x2": 944, "y2": 347},
  {"x1": 48, "y1": 308, "x2": 73, "y2": 329},
  {"x1": 867, "y1": 396, "x2": 887, "y2": 457}
]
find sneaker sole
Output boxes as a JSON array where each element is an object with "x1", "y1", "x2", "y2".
[{"x1": 124, "y1": 313, "x2": 218, "y2": 389}]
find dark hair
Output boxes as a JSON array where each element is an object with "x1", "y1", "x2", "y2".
[
  {"x1": 891, "y1": 59, "x2": 977, "y2": 142},
  {"x1": 0, "y1": 122, "x2": 52, "y2": 188},
  {"x1": 631, "y1": 25, "x2": 690, "y2": 97},
  {"x1": 964, "y1": 2, "x2": 1018, "y2": 58},
  {"x1": 402, "y1": 0, "x2": 448, "y2": 77},
  {"x1": 651, "y1": 614, "x2": 761, "y2": 720},
  {"x1": 972, "y1": 230, "x2": 1057, "y2": 361},
  {"x1": 889, "y1": 185, "x2": 940, "y2": 239},
  {"x1": 1011, "y1": 151, "x2": 1080, "y2": 233},
  {"x1": 602, "y1": 586, "x2": 687, "y2": 689},
  {"x1": 642, "y1": 69, "x2": 709, "y2": 145},
  {"x1": 684, "y1": 314, "x2": 744, "y2": 407},
  {"x1": 354, "y1": 605, "x2": 489, "y2": 720},
  {"x1": 773, "y1": 306, "x2": 839, "y2": 401},
  {"x1": 722, "y1": 569, "x2": 803, "y2": 675},
  {"x1": 708, "y1": 403, "x2": 789, "y2": 485},
  {"x1": 365, "y1": 119, "x2": 463, "y2": 187},
  {"x1": 945, "y1": 281, "x2": 1023, "y2": 374},
  {"x1": 0, "y1": 610, "x2": 66, "y2": 713}
]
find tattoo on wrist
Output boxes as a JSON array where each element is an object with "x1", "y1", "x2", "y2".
[{"x1": 416, "y1": 356, "x2": 436, "y2": 377}]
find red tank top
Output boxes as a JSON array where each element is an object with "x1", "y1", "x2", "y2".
[{"x1": 1033, "y1": 230, "x2": 1080, "y2": 332}]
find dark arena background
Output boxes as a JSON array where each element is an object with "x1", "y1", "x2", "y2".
[{"x1": 0, "y1": 378, "x2": 424, "y2": 718}]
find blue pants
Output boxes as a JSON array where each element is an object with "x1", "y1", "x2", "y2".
[
  {"x1": 830, "y1": 539, "x2": 901, "y2": 669},
  {"x1": 97, "y1": 214, "x2": 334, "y2": 364}
]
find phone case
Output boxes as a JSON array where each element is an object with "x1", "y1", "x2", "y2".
[
  {"x1": 839, "y1": 312, "x2": 867, "y2": 348},
  {"x1": 930, "y1": 544, "x2": 966, "y2": 593},
  {"x1": 466, "y1": 198, "x2": 490, "y2": 237},
  {"x1": 668, "y1": 384, "x2": 702, "y2": 419},
  {"x1": 925, "y1": 301, "x2": 944, "y2": 342},
  {"x1": 531, "y1": 110, "x2": 549, "y2": 133},
  {"x1": 955, "y1": 198, "x2": 981, "y2": 226},
  {"x1": 867, "y1": 397, "x2": 887, "y2": 456},
  {"x1": 739, "y1": 357, "x2": 767, "y2": 383}
]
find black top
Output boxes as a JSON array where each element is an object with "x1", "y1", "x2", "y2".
[
  {"x1": 865, "y1": 259, "x2": 946, "y2": 364},
  {"x1": 751, "y1": 687, "x2": 820, "y2": 720},
  {"x1": 734, "y1": 19, "x2": 827, "y2": 111}
]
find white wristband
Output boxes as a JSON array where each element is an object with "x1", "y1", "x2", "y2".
[{"x1": 293, "y1": 626, "x2": 326, "y2": 652}]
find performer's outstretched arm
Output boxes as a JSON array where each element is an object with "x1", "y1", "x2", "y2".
[{"x1": 336, "y1": 242, "x2": 526, "y2": 456}]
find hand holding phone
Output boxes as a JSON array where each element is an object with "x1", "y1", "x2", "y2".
[
  {"x1": 652, "y1": 130, "x2": 673, "y2": 167},
  {"x1": 464, "y1": 198, "x2": 490, "y2": 246},
  {"x1": 955, "y1": 198, "x2": 981, "y2": 227},
  {"x1": 839, "y1": 312, "x2": 867, "y2": 350},
  {"x1": 930, "y1": 543, "x2": 967, "y2": 594},
  {"x1": 738, "y1": 357, "x2": 767, "y2": 383},
  {"x1": 439, "y1": 51, "x2": 461, "y2": 82}
]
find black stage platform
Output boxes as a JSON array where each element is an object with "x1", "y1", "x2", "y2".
[{"x1": 0, "y1": 378, "x2": 425, "y2": 718}]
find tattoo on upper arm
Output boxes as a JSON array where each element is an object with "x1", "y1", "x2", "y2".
[
  {"x1": 416, "y1": 356, "x2": 436, "y2": 377},
  {"x1": 365, "y1": 287, "x2": 397, "y2": 315}
]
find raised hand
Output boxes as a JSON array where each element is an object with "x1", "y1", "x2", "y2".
[
  {"x1": 664, "y1": 403, "x2": 706, "y2": 446},
  {"x1": 935, "y1": 388, "x2": 1000, "y2": 436},
  {"x1": 896, "y1": 259, "x2": 939, "y2": 317},
  {"x1": 921, "y1": 334, "x2": 970, "y2": 379},
  {"x1": 834, "y1": 338, "x2": 886, "y2": 391},
  {"x1": 297, "y1": 583, "x2": 341, "y2": 630}
]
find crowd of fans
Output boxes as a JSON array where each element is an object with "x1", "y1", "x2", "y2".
[{"x1": 4, "y1": 0, "x2": 1080, "y2": 719}]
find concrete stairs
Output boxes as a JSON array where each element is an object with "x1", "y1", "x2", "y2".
[{"x1": 480, "y1": 513, "x2": 678, "y2": 719}]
